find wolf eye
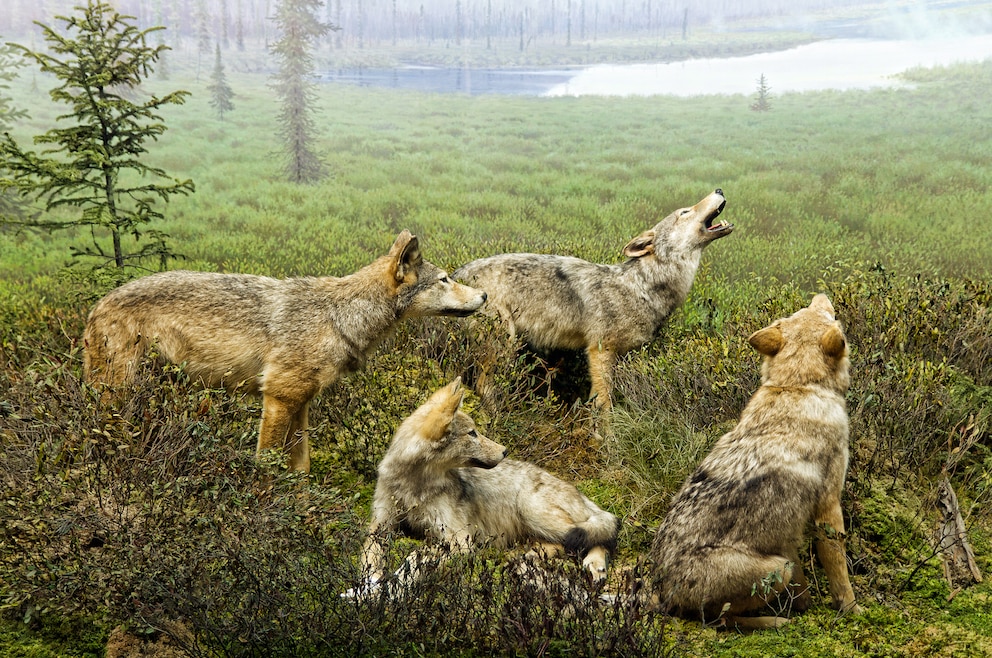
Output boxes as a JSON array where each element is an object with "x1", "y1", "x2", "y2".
[
  {"x1": 468, "y1": 430, "x2": 478, "y2": 437},
  {"x1": 680, "y1": 209, "x2": 691, "y2": 216},
  {"x1": 440, "y1": 275, "x2": 451, "y2": 283}
]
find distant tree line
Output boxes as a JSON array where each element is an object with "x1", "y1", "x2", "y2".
[{"x1": 1, "y1": 0, "x2": 869, "y2": 50}]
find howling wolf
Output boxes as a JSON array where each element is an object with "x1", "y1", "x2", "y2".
[
  {"x1": 83, "y1": 230, "x2": 487, "y2": 472},
  {"x1": 453, "y1": 189, "x2": 732, "y2": 408},
  {"x1": 649, "y1": 294, "x2": 860, "y2": 630},
  {"x1": 352, "y1": 377, "x2": 619, "y2": 598}
]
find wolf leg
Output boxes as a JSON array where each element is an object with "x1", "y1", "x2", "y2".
[
  {"x1": 381, "y1": 535, "x2": 471, "y2": 600},
  {"x1": 582, "y1": 545, "x2": 610, "y2": 582},
  {"x1": 585, "y1": 345, "x2": 617, "y2": 409},
  {"x1": 815, "y1": 499, "x2": 860, "y2": 614},
  {"x1": 525, "y1": 542, "x2": 564, "y2": 560},
  {"x1": 286, "y1": 402, "x2": 311, "y2": 473},
  {"x1": 721, "y1": 554, "x2": 797, "y2": 620},
  {"x1": 257, "y1": 394, "x2": 298, "y2": 461},
  {"x1": 666, "y1": 549, "x2": 797, "y2": 625},
  {"x1": 724, "y1": 615, "x2": 791, "y2": 631}
]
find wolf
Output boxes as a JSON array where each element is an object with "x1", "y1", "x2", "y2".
[
  {"x1": 351, "y1": 377, "x2": 619, "y2": 598},
  {"x1": 82, "y1": 230, "x2": 487, "y2": 473},
  {"x1": 453, "y1": 189, "x2": 732, "y2": 409},
  {"x1": 648, "y1": 294, "x2": 860, "y2": 630}
]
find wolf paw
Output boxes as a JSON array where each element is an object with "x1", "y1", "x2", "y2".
[{"x1": 340, "y1": 575, "x2": 381, "y2": 600}]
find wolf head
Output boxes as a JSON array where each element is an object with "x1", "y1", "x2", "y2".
[
  {"x1": 748, "y1": 294, "x2": 850, "y2": 393},
  {"x1": 622, "y1": 189, "x2": 733, "y2": 260},
  {"x1": 388, "y1": 230, "x2": 488, "y2": 319},
  {"x1": 389, "y1": 377, "x2": 508, "y2": 473}
]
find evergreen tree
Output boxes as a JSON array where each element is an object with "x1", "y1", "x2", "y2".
[
  {"x1": 0, "y1": 39, "x2": 29, "y2": 222},
  {"x1": 221, "y1": 0, "x2": 230, "y2": 49},
  {"x1": 154, "y1": 0, "x2": 170, "y2": 80},
  {"x1": 236, "y1": 0, "x2": 246, "y2": 51},
  {"x1": 270, "y1": 0, "x2": 335, "y2": 183},
  {"x1": 0, "y1": 1, "x2": 194, "y2": 272},
  {"x1": 194, "y1": 0, "x2": 211, "y2": 80},
  {"x1": 750, "y1": 73, "x2": 772, "y2": 112},
  {"x1": 0, "y1": 40, "x2": 28, "y2": 132},
  {"x1": 208, "y1": 44, "x2": 235, "y2": 121}
]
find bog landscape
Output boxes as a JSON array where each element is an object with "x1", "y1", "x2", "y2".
[{"x1": 1, "y1": 0, "x2": 991, "y2": 655}]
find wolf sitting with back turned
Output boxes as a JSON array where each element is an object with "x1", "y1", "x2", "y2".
[{"x1": 649, "y1": 294, "x2": 861, "y2": 630}]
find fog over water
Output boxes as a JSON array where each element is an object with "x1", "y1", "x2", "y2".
[
  {"x1": 544, "y1": 34, "x2": 992, "y2": 97},
  {"x1": 323, "y1": 33, "x2": 992, "y2": 97}
]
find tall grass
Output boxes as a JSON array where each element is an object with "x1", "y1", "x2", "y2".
[{"x1": 3, "y1": 59, "x2": 991, "y2": 283}]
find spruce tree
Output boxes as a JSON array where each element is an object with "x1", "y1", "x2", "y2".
[
  {"x1": 270, "y1": 0, "x2": 334, "y2": 183},
  {"x1": 208, "y1": 44, "x2": 235, "y2": 121},
  {"x1": 236, "y1": 0, "x2": 246, "y2": 51},
  {"x1": 751, "y1": 73, "x2": 772, "y2": 112},
  {"x1": 0, "y1": 40, "x2": 27, "y2": 132},
  {"x1": 194, "y1": 0, "x2": 211, "y2": 80},
  {"x1": 0, "y1": 39, "x2": 28, "y2": 222},
  {"x1": 0, "y1": 1, "x2": 194, "y2": 272}
]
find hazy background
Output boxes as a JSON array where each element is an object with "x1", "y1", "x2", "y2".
[{"x1": 3, "y1": 0, "x2": 992, "y2": 60}]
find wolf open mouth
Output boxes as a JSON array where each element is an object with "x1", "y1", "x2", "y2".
[
  {"x1": 468, "y1": 457, "x2": 502, "y2": 469},
  {"x1": 704, "y1": 199, "x2": 732, "y2": 233},
  {"x1": 443, "y1": 307, "x2": 484, "y2": 318}
]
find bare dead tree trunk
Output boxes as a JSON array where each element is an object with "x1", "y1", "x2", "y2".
[{"x1": 936, "y1": 477, "x2": 982, "y2": 597}]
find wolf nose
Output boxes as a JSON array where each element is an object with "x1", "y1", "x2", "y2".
[
  {"x1": 715, "y1": 188, "x2": 724, "y2": 196},
  {"x1": 502, "y1": 448, "x2": 509, "y2": 458},
  {"x1": 481, "y1": 292, "x2": 488, "y2": 302}
]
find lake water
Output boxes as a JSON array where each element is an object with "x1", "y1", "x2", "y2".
[
  {"x1": 545, "y1": 34, "x2": 992, "y2": 97},
  {"x1": 320, "y1": 66, "x2": 576, "y2": 96},
  {"x1": 323, "y1": 34, "x2": 992, "y2": 97}
]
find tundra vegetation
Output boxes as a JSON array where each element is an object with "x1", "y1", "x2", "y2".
[{"x1": 1, "y1": 5, "x2": 992, "y2": 658}]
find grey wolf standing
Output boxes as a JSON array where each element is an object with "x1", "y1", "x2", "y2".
[
  {"x1": 352, "y1": 377, "x2": 619, "y2": 597},
  {"x1": 453, "y1": 189, "x2": 732, "y2": 409},
  {"x1": 83, "y1": 230, "x2": 487, "y2": 473},
  {"x1": 649, "y1": 294, "x2": 860, "y2": 630}
]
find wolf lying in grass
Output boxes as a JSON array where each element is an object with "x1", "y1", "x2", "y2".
[
  {"x1": 453, "y1": 189, "x2": 732, "y2": 409},
  {"x1": 649, "y1": 294, "x2": 860, "y2": 630},
  {"x1": 83, "y1": 231, "x2": 487, "y2": 473},
  {"x1": 348, "y1": 377, "x2": 619, "y2": 599}
]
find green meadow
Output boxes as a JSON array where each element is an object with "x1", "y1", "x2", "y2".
[{"x1": 2, "y1": 42, "x2": 992, "y2": 656}]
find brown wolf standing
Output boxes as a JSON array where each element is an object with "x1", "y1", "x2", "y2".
[
  {"x1": 350, "y1": 377, "x2": 619, "y2": 598},
  {"x1": 83, "y1": 231, "x2": 487, "y2": 473},
  {"x1": 453, "y1": 189, "x2": 732, "y2": 409},
  {"x1": 649, "y1": 294, "x2": 860, "y2": 630}
]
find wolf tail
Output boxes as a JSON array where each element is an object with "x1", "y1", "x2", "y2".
[{"x1": 563, "y1": 509, "x2": 620, "y2": 557}]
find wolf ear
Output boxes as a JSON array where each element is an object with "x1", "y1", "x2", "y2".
[
  {"x1": 821, "y1": 324, "x2": 847, "y2": 358},
  {"x1": 391, "y1": 230, "x2": 422, "y2": 282},
  {"x1": 441, "y1": 377, "x2": 465, "y2": 414},
  {"x1": 422, "y1": 378, "x2": 465, "y2": 442},
  {"x1": 622, "y1": 230, "x2": 656, "y2": 258},
  {"x1": 748, "y1": 325, "x2": 783, "y2": 356},
  {"x1": 809, "y1": 293, "x2": 835, "y2": 316}
]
